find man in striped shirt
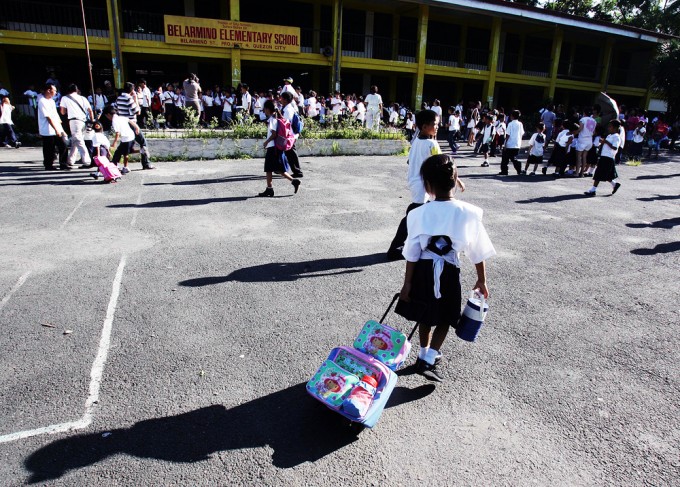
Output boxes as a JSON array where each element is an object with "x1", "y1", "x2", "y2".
[{"x1": 116, "y1": 82, "x2": 155, "y2": 170}]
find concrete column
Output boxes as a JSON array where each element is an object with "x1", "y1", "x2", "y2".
[
  {"x1": 365, "y1": 11, "x2": 374, "y2": 58},
  {"x1": 600, "y1": 38, "x2": 614, "y2": 91},
  {"x1": 459, "y1": 24, "x2": 467, "y2": 67},
  {"x1": 546, "y1": 27, "x2": 563, "y2": 101},
  {"x1": 106, "y1": 0, "x2": 124, "y2": 88},
  {"x1": 482, "y1": 17, "x2": 502, "y2": 106},
  {"x1": 0, "y1": 50, "x2": 11, "y2": 94},
  {"x1": 313, "y1": 3, "x2": 321, "y2": 53},
  {"x1": 229, "y1": 0, "x2": 239, "y2": 20},
  {"x1": 331, "y1": 0, "x2": 343, "y2": 92},
  {"x1": 184, "y1": 0, "x2": 195, "y2": 17},
  {"x1": 391, "y1": 13, "x2": 400, "y2": 61},
  {"x1": 412, "y1": 4, "x2": 428, "y2": 110}
]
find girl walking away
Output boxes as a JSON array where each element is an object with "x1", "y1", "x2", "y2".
[
  {"x1": 400, "y1": 154, "x2": 495, "y2": 382},
  {"x1": 523, "y1": 123, "x2": 545, "y2": 175},
  {"x1": 584, "y1": 119, "x2": 622, "y2": 197},
  {"x1": 257, "y1": 100, "x2": 300, "y2": 197}
]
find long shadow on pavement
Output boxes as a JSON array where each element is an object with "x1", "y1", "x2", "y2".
[
  {"x1": 626, "y1": 217, "x2": 680, "y2": 229},
  {"x1": 108, "y1": 195, "x2": 295, "y2": 208},
  {"x1": 633, "y1": 173, "x2": 680, "y2": 180},
  {"x1": 180, "y1": 253, "x2": 387, "y2": 286},
  {"x1": 631, "y1": 241, "x2": 680, "y2": 255},
  {"x1": 636, "y1": 194, "x2": 680, "y2": 202},
  {"x1": 144, "y1": 175, "x2": 266, "y2": 186},
  {"x1": 24, "y1": 383, "x2": 435, "y2": 483},
  {"x1": 516, "y1": 193, "x2": 587, "y2": 204}
]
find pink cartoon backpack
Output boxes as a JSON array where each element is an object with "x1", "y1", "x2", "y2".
[{"x1": 275, "y1": 117, "x2": 295, "y2": 151}]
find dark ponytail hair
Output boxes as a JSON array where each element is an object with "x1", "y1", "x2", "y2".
[
  {"x1": 420, "y1": 154, "x2": 458, "y2": 196},
  {"x1": 263, "y1": 99, "x2": 282, "y2": 118}
]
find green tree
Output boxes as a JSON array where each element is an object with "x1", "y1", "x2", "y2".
[{"x1": 651, "y1": 41, "x2": 680, "y2": 112}]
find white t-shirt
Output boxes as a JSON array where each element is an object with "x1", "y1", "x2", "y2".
[
  {"x1": 405, "y1": 117, "x2": 414, "y2": 130},
  {"x1": 266, "y1": 115, "x2": 278, "y2": 149},
  {"x1": 88, "y1": 93, "x2": 107, "y2": 111},
  {"x1": 556, "y1": 129, "x2": 572, "y2": 148},
  {"x1": 389, "y1": 111, "x2": 398, "y2": 124},
  {"x1": 403, "y1": 200, "x2": 496, "y2": 265},
  {"x1": 0, "y1": 103, "x2": 13, "y2": 124},
  {"x1": 281, "y1": 84, "x2": 295, "y2": 95},
  {"x1": 365, "y1": 93, "x2": 382, "y2": 109},
  {"x1": 448, "y1": 115, "x2": 460, "y2": 131},
  {"x1": 618, "y1": 126, "x2": 626, "y2": 149},
  {"x1": 241, "y1": 92, "x2": 252, "y2": 113},
  {"x1": 307, "y1": 97, "x2": 318, "y2": 117},
  {"x1": 202, "y1": 95, "x2": 214, "y2": 107},
  {"x1": 633, "y1": 127, "x2": 646, "y2": 144},
  {"x1": 578, "y1": 116, "x2": 596, "y2": 140},
  {"x1": 222, "y1": 95, "x2": 233, "y2": 113},
  {"x1": 60, "y1": 94, "x2": 91, "y2": 122},
  {"x1": 330, "y1": 97, "x2": 342, "y2": 115},
  {"x1": 38, "y1": 96, "x2": 62, "y2": 136},
  {"x1": 505, "y1": 119, "x2": 524, "y2": 149},
  {"x1": 601, "y1": 133, "x2": 620, "y2": 159},
  {"x1": 92, "y1": 132, "x2": 110, "y2": 150},
  {"x1": 354, "y1": 102, "x2": 366, "y2": 121},
  {"x1": 431, "y1": 105, "x2": 442, "y2": 121},
  {"x1": 282, "y1": 103, "x2": 299, "y2": 140},
  {"x1": 407, "y1": 136, "x2": 442, "y2": 204},
  {"x1": 480, "y1": 124, "x2": 495, "y2": 143},
  {"x1": 140, "y1": 87, "x2": 152, "y2": 108},
  {"x1": 111, "y1": 114, "x2": 135, "y2": 143},
  {"x1": 529, "y1": 132, "x2": 546, "y2": 157}
]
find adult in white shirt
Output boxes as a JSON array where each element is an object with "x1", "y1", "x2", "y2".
[
  {"x1": 38, "y1": 83, "x2": 68, "y2": 170},
  {"x1": 60, "y1": 83, "x2": 94, "y2": 168},
  {"x1": 240, "y1": 84, "x2": 252, "y2": 119},
  {"x1": 281, "y1": 77, "x2": 296, "y2": 95},
  {"x1": 431, "y1": 100, "x2": 443, "y2": 126},
  {"x1": 306, "y1": 91, "x2": 318, "y2": 119},
  {"x1": 500, "y1": 110, "x2": 525, "y2": 175},
  {"x1": 0, "y1": 97, "x2": 20, "y2": 148},
  {"x1": 137, "y1": 79, "x2": 152, "y2": 127},
  {"x1": 364, "y1": 85, "x2": 383, "y2": 130}
]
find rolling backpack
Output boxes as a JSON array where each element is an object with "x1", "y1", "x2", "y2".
[{"x1": 275, "y1": 117, "x2": 296, "y2": 151}]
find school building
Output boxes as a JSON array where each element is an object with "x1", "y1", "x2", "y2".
[{"x1": 0, "y1": 0, "x2": 672, "y2": 111}]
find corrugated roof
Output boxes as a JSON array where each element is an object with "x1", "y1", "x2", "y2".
[{"x1": 417, "y1": 0, "x2": 676, "y2": 42}]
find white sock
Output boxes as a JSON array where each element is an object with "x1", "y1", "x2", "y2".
[
  {"x1": 418, "y1": 347, "x2": 429, "y2": 360},
  {"x1": 588, "y1": 186, "x2": 597, "y2": 193},
  {"x1": 611, "y1": 179, "x2": 619, "y2": 187},
  {"x1": 424, "y1": 348, "x2": 439, "y2": 365}
]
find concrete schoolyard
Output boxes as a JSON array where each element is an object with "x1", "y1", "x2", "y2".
[{"x1": 0, "y1": 146, "x2": 678, "y2": 486}]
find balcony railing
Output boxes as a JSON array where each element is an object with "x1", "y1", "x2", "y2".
[
  {"x1": 341, "y1": 33, "x2": 416, "y2": 61},
  {"x1": 0, "y1": 0, "x2": 109, "y2": 37},
  {"x1": 300, "y1": 28, "x2": 333, "y2": 54},
  {"x1": 558, "y1": 62, "x2": 602, "y2": 82},
  {"x1": 499, "y1": 52, "x2": 550, "y2": 78},
  {"x1": 464, "y1": 48, "x2": 490, "y2": 70},
  {"x1": 122, "y1": 10, "x2": 165, "y2": 41},
  {"x1": 426, "y1": 43, "x2": 459, "y2": 68},
  {"x1": 609, "y1": 67, "x2": 648, "y2": 89}
]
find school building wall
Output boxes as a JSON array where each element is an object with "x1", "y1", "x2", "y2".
[{"x1": 0, "y1": 0, "x2": 664, "y2": 112}]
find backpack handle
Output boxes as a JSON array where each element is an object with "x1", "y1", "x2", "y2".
[{"x1": 381, "y1": 293, "x2": 419, "y2": 343}]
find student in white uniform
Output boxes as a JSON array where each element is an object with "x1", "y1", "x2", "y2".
[
  {"x1": 364, "y1": 85, "x2": 383, "y2": 131},
  {"x1": 400, "y1": 154, "x2": 495, "y2": 382},
  {"x1": 0, "y1": 97, "x2": 20, "y2": 148},
  {"x1": 584, "y1": 119, "x2": 622, "y2": 196},
  {"x1": 500, "y1": 110, "x2": 524, "y2": 175},
  {"x1": 103, "y1": 105, "x2": 138, "y2": 174},
  {"x1": 522, "y1": 122, "x2": 546, "y2": 175},
  {"x1": 575, "y1": 110, "x2": 597, "y2": 177},
  {"x1": 59, "y1": 83, "x2": 94, "y2": 168}
]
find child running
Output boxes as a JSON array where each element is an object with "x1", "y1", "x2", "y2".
[
  {"x1": 584, "y1": 119, "x2": 622, "y2": 197},
  {"x1": 523, "y1": 123, "x2": 545, "y2": 175},
  {"x1": 400, "y1": 154, "x2": 495, "y2": 382},
  {"x1": 258, "y1": 99, "x2": 300, "y2": 197}
]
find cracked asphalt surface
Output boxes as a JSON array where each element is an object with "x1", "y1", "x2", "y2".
[{"x1": 0, "y1": 145, "x2": 678, "y2": 486}]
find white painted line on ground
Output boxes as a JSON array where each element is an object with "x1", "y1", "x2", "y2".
[
  {"x1": 60, "y1": 196, "x2": 87, "y2": 229},
  {"x1": 0, "y1": 256, "x2": 126, "y2": 444},
  {"x1": 0, "y1": 271, "x2": 31, "y2": 313}
]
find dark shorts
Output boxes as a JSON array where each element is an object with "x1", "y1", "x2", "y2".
[
  {"x1": 409, "y1": 259, "x2": 462, "y2": 328},
  {"x1": 480, "y1": 143, "x2": 490, "y2": 155},
  {"x1": 527, "y1": 154, "x2": 543, "y2": 166}
]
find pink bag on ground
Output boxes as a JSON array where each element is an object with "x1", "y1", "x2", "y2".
[{"x1": 94, "y1": 155, "x2": 122, "y2": 182}]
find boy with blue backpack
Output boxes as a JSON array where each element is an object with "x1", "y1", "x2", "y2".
[{"x1": 280, "y1": 91, "x2": 304, "y2": 178}]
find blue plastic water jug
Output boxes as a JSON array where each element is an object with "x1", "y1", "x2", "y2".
[{"x1": 456, "y1": 291, "x2": 488, "y2": 342}]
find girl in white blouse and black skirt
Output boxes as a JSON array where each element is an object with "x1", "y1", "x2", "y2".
[{"x1": 400, "y1": 155, "x2": 496, "y2": 382}]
